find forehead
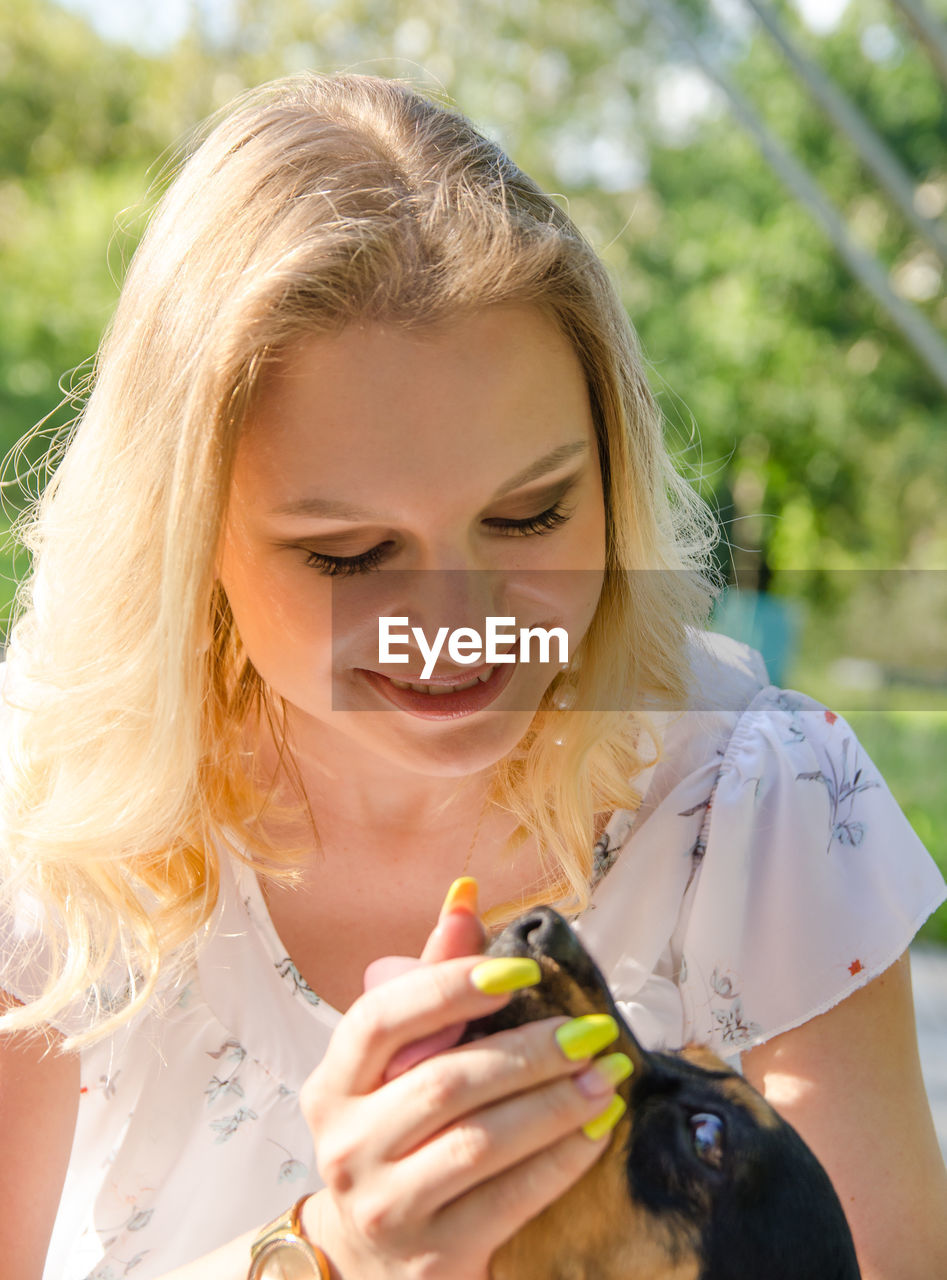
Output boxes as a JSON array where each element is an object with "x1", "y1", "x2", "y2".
[{"x1": 235, "y1": 305, "x2": 593, "y2": 474}]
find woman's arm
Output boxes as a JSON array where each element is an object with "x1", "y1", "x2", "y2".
[
  {"x1": 0, "y1": 996, "x2": 79, "y2": 1279},
  {"x1": 0, "y1": 992, "x2": 274, "y2": 1280},
  {"x1": 158, "y1": 1227, "x2": 261, "y2": 1279},
  {"x1": 742, "y1": 951, "x2": 947, "y2": 1280}
]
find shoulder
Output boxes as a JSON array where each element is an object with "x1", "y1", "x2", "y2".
[
  {"x1": 675, "y1": 685, "x2": 947, "y2": 1055},
  {"x1": 588, "y1": 629, "x2": 772, "y2": 902},
  {"x1": 0, "y1": 994, "x2": 80, "y2": 1278},
  {"x1": 682, "y1": 627, "x2": 770, "y2": 712},
  {"x1": 583, "y1": 645, "x2": 946, "y2": 1057},
  {"x1": 619, "y1": 629, "x2": 771, "y2": 824},
  {"x1": 640, "y1": 635, "x2": 878, "y2": 835}
]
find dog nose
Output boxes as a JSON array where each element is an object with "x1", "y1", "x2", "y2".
[{"x1": 508, "y1": 907, "x2": 580, "y2": 964}]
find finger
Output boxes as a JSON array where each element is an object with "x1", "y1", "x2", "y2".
[
  {"x1": 317, "y1": 1028, "x2": 620, "y2": 1241},
  {"x1": 316, "y1": 956, "x2": 531, "y2": 1096},
  {"x1": 366, "y1": 880, "x2": 487, "y2": 1080},
  {"x1": 401, "y1": 1067, "x2": 620, "y2": 1215},
  {"x1": 375, "y1": 878, "x2": 486, "y2": 1082},
  {"x1": 362, "y1": 957, "x2": 467, "y2": 1080},
  {"x1": 383, "y1": 1022, "x2": 467, "y2": 1081},
  {"x1": 363, "y1": 962, "x2": 470, "y2": 1081},
  {"x1": 420, "y1": 877, "x2": 485, "y2": 963},
  {"x1": 362, "y1": 1043, "x2": 621, "y2": 1237},
  {"x1": 381, "y1": 1016, "x2": 621, "y2": 1161},
  {"x1": 386, "y1": 881, "x2": 486, "y2": 1078},
  {"x1": 420, "y1": 908, "x2": 486, "y2": 964},
  {"x1": 364, "y1": 881, "x2": 483, "y2": 990},
  {"x1": 363, "y1": 956, "x2": 422, "y2": 990},
  {"x1": 434, "y1": 1125, "x2": 615, "y2": 1258}
]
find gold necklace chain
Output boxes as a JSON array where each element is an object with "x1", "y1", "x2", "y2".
[{"x1": 460, "y1": 788, "x2": 491, "y2": 878}]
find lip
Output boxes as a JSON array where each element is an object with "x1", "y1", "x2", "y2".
[{"x1": 360, "y1": 661, "x2": 516, "y2": 719}]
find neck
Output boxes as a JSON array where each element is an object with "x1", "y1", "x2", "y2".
[{"x1": 242, "y1": 712, "x2": 497, "y2": 859}]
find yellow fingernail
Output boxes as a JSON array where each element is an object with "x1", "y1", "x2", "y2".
[
  {"x1": 470, "y1": 957, "x2": 542, "y2": 995},
  {"x1": 555, "y1": 1015, "x2": 619, "y2": 1061},
  {"x1": 441, "y1": 877, "x2": 479, "y2": 917},
  {"x1": 582, "y1": 1094, "x2": 627, "y2": 1141},
  {"x1": 595, "y1": 1052, "x2": 634, "y2": 1088}
]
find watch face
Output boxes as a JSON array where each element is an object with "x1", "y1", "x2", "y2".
[{"x1": 253, "y1": 1236, "x2": 322, "y2": 1279}]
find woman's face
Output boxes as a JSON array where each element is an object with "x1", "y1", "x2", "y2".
[{"x1": 219, "y1": 303, "x2": 607, "y2": 780}]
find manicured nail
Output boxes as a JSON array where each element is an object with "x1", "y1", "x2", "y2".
[
  {"x1": 574, "y1": 1052, "x2": 634, "y2": 1098},
  {"x1": 595, "y1": 1051, "x2": 634, "y2": 1086},
  {"x1": 582, "y1": 1094, "x2": 627, "y2": 1141},
  {"x1": 470, "y1": 957, "x2": 542, "y2": 995},
  {"x1": 555, "y1": 1015, "x2": 620, "y2": 1061},
  {"x1": 441, "y1": 877, "x2": 479, "y2": 917}
]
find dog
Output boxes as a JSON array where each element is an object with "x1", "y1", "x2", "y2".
[{"x1": 462, "y1": 906, "x2": 861, "y2": 1279}]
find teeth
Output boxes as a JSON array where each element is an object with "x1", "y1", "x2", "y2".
[{"x1": 388, "y1": 667, "x2": 495, "y2": 695}]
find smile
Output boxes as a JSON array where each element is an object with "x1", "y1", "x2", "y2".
[
  {"x1": 387, "y1": 668, "x2": 496, "y2": 695},
  {"x1": 359, "y1": 661, "x2": 516, "y2": 719}
]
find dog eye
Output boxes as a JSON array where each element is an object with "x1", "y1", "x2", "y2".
[{"x1": 689, "y1": 1112, "x2": 725, "y2": 1169}]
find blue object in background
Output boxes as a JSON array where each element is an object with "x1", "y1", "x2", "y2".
[{"x1": 711, "y1": 589, "x2": 802, "y2": 687}]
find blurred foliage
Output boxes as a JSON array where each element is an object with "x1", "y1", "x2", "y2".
[
  {"x1": 0, "y1": 1, "x2": 214, "y2": 465},
  {"x1": 2, "y1": 0, "x2": 944, "y2": 577}
]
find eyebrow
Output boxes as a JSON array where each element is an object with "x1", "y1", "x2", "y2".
[{"x1": 271, "y1": 440, "x2": 590, "y2": 521}]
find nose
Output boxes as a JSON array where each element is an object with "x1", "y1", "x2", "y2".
[
  {"x1": 411, "y1": 568, "x2": 504, "y2": 638},
  {"x1": 507, "y1": 907, "x2": 586, "y2": 967},
  {"x1": 381, "y1": 569, "x2": 506, "y2": 662},
  {"x1": 501, "y1": 906, "x2": 651, "y2": 1079}
]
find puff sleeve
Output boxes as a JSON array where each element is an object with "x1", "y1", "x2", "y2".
[{"x1": 676, "y1": 687, "x2": 947, "y2": 1056}]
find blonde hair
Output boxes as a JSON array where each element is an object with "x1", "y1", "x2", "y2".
[{"x1": 0, "y1": 72, "x2": 717, "y2": 1047}]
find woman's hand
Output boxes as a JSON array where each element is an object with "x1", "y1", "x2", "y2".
[
  {"x1": 298, "y1": 887, "x2": 622, "y2": 1280},
  {"x1": 363, "y1": 876, "x2": 487, "y2": 1079}
]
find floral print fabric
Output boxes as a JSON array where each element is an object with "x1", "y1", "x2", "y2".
[
  {"x1": 577, "y1": 658, "x2": 947, "y2": 1060},
  {"x1": 2, "y1": 637, "x2": 944, "y2": 1276}
]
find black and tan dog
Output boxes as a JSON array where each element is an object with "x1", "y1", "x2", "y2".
[{"x1": 463, "y1": 907, "x2": 861, "y2": 1280}]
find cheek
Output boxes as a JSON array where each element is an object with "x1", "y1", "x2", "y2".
[
  {"x1": 219, "y1": 526, "x2": 280, "y2": 635},
  {"x1": 566, "y1": 469, "x2": 608, "y2": 569},
  {"x1": 589, "y1": 469, "x2": 609, "y2": 557},
  {"x1": 567, "y1": 571, "x2": 606, "y2": 646},
  {"x1": 564, "y1": 485, "x2": 608, "y2": 620},
  {"x1": 217, "y1": 526, "x2": 332, "y2": 673},
  {"x1": 558, "y1": 506, "x2": 607, "y2": 656}
]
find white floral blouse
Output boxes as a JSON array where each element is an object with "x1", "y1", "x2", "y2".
[{"x1": 3, "y1": 635, "x2": 945, "y2": 1278}]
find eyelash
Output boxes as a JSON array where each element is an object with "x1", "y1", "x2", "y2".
[{"x1": 303, "y1": 501, "x2": 574, "y2": 577}]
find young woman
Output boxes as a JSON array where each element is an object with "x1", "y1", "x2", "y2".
[{"x1": 1, "y1": 73, "x2": 944, "y2": 1280}]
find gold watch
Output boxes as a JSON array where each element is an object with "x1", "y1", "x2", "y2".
[{"x1": 247, "y1": 1194, "x2": 331, "y2": 1279}]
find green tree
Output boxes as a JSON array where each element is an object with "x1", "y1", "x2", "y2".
[{"x1": 3, "y1": 0, "x2": 946, "y2": 583}]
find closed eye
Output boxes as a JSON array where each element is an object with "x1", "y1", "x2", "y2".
[
  {"x1": 482, "y1": 500, "x2": 575, "y2": 537},
  {"x1": 304, "y1": 541, "x2": 395, "y2": 577},
  {"x1": 302, "y1": 500, "x2": 575, "y2": 576}
]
